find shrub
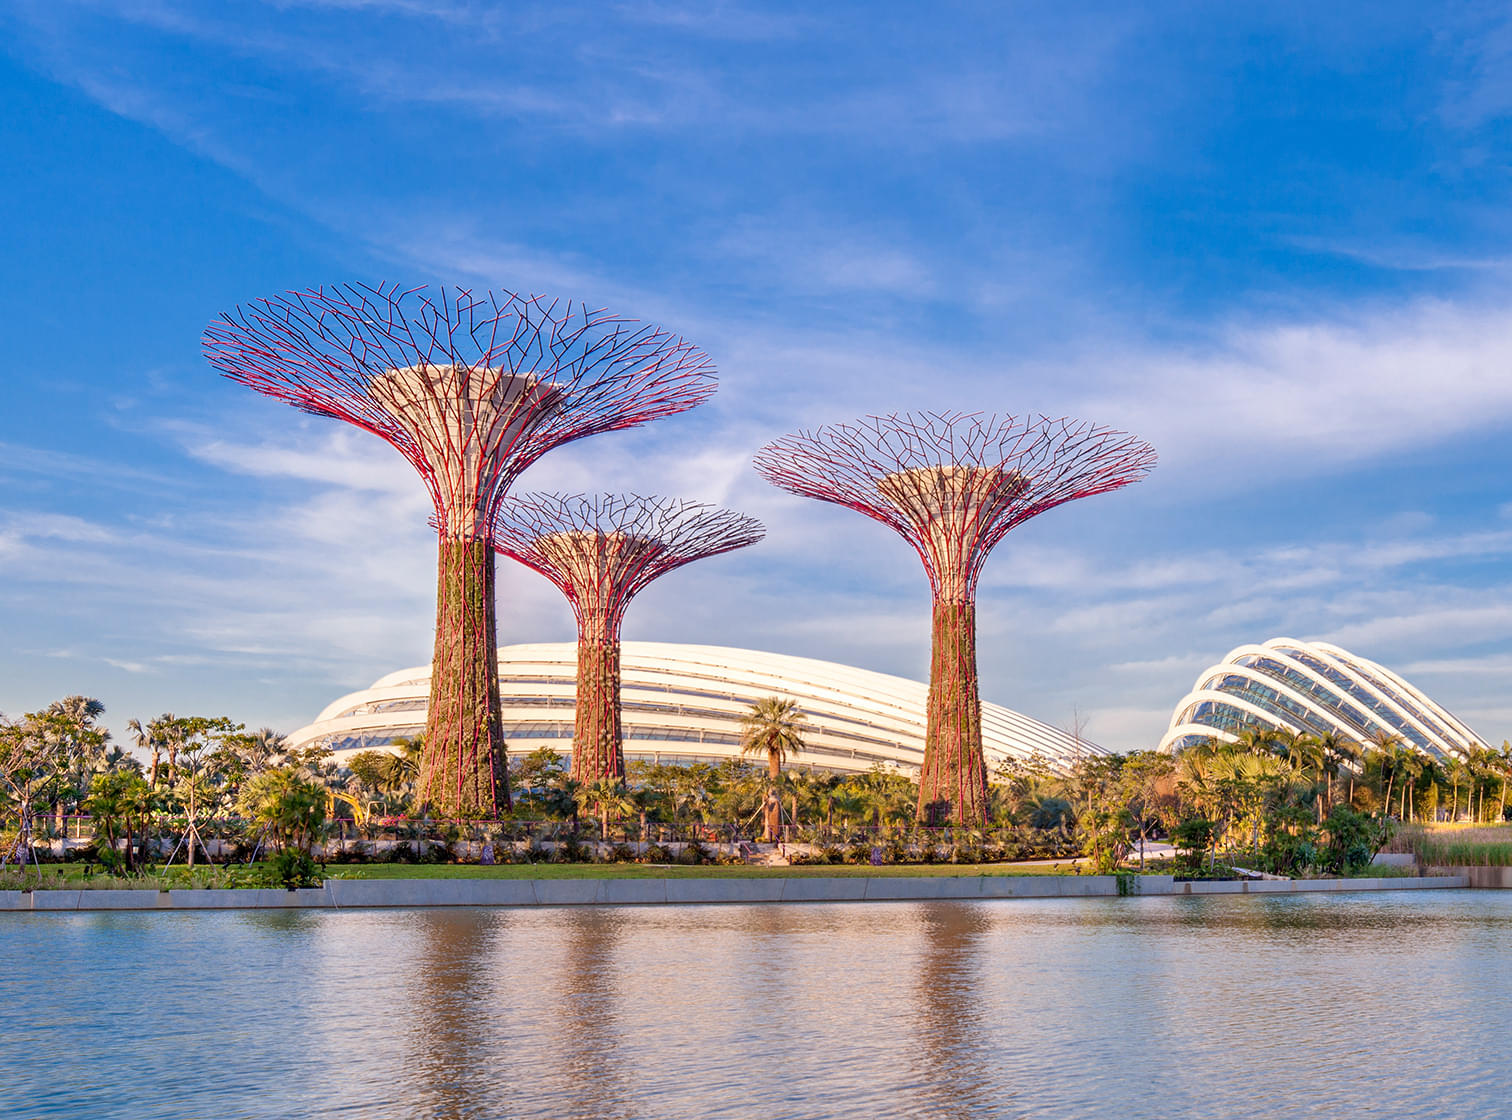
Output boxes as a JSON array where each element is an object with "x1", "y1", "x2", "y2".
[
  {"x1": 1319, "y1": 806, "x2": 1392, "y2": 875},
  {"x1": 254, "y1": 851, "x2": 323, "y2": 889},
  {"x1": 843, "y1": 842, "x2": 872, "y2": 865}
]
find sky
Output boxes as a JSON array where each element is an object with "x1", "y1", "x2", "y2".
[{"x1": 4, "y1": 0, "x2": 1512, "y2": 753}]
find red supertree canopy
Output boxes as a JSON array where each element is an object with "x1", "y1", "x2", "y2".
[
  {"x1": 202, "y1": 284, "x2": 718, "y2": 537},
  {"x1": 492, "y1": 493, "x2": 766, "y2": 627},
  {"x1": 753, "y1": 411, "x2": 1157, "y2": 599}
]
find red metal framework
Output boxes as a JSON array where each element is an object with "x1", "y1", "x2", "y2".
[
  {"x1": 204, "y1": 285, "x2": 716, "y2": 818},
  {"x1": 754, "y1": 412, "x2": 1156, "y2": 825},
  {"x1": 492, "y1": 493, "x2": 764, "y2": 782}
]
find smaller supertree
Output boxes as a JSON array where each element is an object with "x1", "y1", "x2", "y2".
[
  {"x1": 493, "y1": 494, "x2": 765, "y2": 782},
  {"x1": 754, "y1": 412, "x2": 1156, "y2": 826}
]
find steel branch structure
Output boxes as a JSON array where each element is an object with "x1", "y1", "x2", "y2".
[
  {"x1": 492, "y1": 493, "x2": 764, "y2": 782},
  {"x1": 754, "y1": 412, "x2": 1156, "y2": 825},
  {"x1": 204, "y1": 284, "x2": 716, "y2": 818}
]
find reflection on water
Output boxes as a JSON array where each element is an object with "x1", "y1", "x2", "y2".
[
  {"x1": 553, "y1": 910, "x2": 632, "y2": 1120},
  {"x1": 4, "y1": 891, "x2": 1512, "y2": 1119},
  {"x1": 409, "y1": 910, "x2": 504, "y2": 1119},
  {"x1": 912, "y1": 904, "x2": 1003, "y2": 1120}
]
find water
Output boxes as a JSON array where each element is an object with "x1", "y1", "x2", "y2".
[{"x1": 3, "y1": 890, "x2": 1511, "y2": 1119}]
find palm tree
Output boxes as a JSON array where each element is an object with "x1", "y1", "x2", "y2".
[
  {"x1": 1234, "y1": 724, "x2": 1279, "y2": 758},
  {"x1": 44, "y1": 696, "x2": 110, "y2": 830},
  {"x1": 1499, "y1": 743, "x2": 1512, "y2": 822},
  {"x1": 1367, "y1": 731, "x2": 1405, "y2": 816},
  {"x1": 127, "y1": 718, "x2": 161, "y2": 789},
  {"x1": 382, "y1": 736, "x2": 423, "y2": 800},
  {"x1": 581, "y1": 777, "x2": 633, "y2": 841},
  {"x1": 739, "y1": 697, "x2": 807, "y2": 841},
  {"x1": 1447, "y1": 755, "x2": 1469, "y2": 821},
  {"x1": 1316, "y1": 730, "x2": 1359, "y2": 810},
  {"x1": 1465, "y1": 743, "x2": 1500, "y2": 822}
]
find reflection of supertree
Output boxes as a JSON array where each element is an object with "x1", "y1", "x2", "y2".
[
  {"x1": 493, "y1": 494, "x2": 764, "y2": 781},
  {"x1": 204, "y1": 285, "x2": 715, "y2": 817},
  {"x1": 755, "y1": 412, "x2": 1155, "y2": 825}
]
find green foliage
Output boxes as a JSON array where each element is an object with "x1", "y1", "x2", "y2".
[
  {"x1": 262, "y1": 850, "x2": 323, "y2": 889},
  {"x1": 1171, "y1": 817, "x2": 1215, "y2": 874},
  {"x1": 239, "y1": 767, "x2": 327, "y2": 853},
  {"x1": 1077, "y1": 806, "x2": 1133, "y2": 874},
  {"x1": 1318, "y1": 805, "x2": 1392, "y2": 874}
]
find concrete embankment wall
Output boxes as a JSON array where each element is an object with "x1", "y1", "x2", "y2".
[
  {"x1": 0, "y1": 874, "x2": 1469, "y2": 912},
  {"x1": 1430, "y1": 866, "x2": 1512, "y2": 889}
]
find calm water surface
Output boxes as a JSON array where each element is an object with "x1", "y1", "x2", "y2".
[{"x1": 4, "y1": 890, "x2": 1511, "y2": 1119}]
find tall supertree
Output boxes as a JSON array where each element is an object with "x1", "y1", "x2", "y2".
[
  {"x1": 492, "y1": 493, "x2": 764, "y2": 782},
  {"x1": 203, "y1": 285, "x2": 715, "y2": 818},
  {"x1": 754, "y1": 412, "x2": 1155, "y2": 826}
]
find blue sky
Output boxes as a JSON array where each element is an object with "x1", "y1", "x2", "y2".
[{"x1": 5, "y1": 0, "x2": 1512, "y2": 751}]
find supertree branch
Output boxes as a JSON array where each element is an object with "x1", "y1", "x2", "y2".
[
  {"x1": 493, "y1": 493, "x2": 765, "y2": 782},
  {"x1": 753, "y1": 412, "x2": 1156, "y2": 826},
  {"x1": 203, "y1": 285, "x2": 716, "y2": 820}
]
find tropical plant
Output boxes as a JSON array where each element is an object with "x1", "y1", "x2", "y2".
[
  {"x1": 239, "y1": 767, "x2": 328, "y2": 854},
  {"x1": 739, "y1": 696, "x2": 807, "y2": 841}
]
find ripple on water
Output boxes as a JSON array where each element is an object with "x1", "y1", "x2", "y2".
[{"x1": 2, "y1": 890, "x2": 1511, "y2": 1119}]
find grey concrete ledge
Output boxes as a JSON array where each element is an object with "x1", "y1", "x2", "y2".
[
  {"x1": 1429, "y1": 866, "x2": 1512, "y2": 889},
  {"x1": 0, "y1": 873, "x2": 1470, "y2": 911}
]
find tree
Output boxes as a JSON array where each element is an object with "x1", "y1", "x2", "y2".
[
  {"x1": 1120, "y1": 751, "x2": 1178, "y2": 868},
  {"x1": 41, "y1": 696, "x2": 111, "y2": 832},
  {"x1": 739, "y1": 697, "x2": 807, "y2": 841},
  {"x1": 1316, "y1": 730, "x2": 1359, "y2": 812},
  {"x1": 84, "y1": 770, "x2": 154, "y2": 872},
  {"x1": 0, "y1": 715, "x2": 51, "y2": 870},
  {"x1": 154, "y1": 716, "x2": 243, "y2": 867},
  {"x1": 1366, "y1": 732, "x2": 1406, "y2": 818},
  {"x1": 579, "y1": 777, "x2": 633, "y2": 841},
  {"x1": 381, "y1": 736, "x2": 424, "y2": 807},
  {"x1": 240, "y1": 767, "x2": 328, "y2": 853}
]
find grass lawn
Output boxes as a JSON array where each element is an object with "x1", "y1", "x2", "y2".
[
  {"x1": 322, "y1": 861, "x2": 1082, "y2": 880},
  {"x1": 4, "y1": 859, "x2": 1087, "y2": 887}
]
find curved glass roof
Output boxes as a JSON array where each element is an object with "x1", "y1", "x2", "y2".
[
  {"x1": 1159, "y1": 637, "x2": 1485, "y2": 761},
  {"x1": 288, "y1": 640, "x2": 1105, "y2": 775}
]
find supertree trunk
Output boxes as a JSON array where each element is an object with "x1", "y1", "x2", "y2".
[
  {"x1": 919, "y1": 598, "x2": 988, "y2": 826},
  {"x1": 419, "y1": 536, "x2": 507, "y2": 817},
  {"x1": 572, "y1": 609, "x2": 625, "y2": 783}
]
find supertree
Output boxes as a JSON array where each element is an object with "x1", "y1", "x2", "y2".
[
  {"x1": 203, "y1": 285, "x2": 716, "y2": 818},
  {"x1": 492, "y1": 493, "x2": 765, "y2": 782},
  {"x1": 754, "y1": 412, "x2": 1156, "y2": 826}
]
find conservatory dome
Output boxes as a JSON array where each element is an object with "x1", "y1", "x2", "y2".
[
  {"x1": 287, "y1": 641, "x2": 1104, "y2": 776},
  {"x1": 1159, "y1": 637, "x2": 1485, "y2": 761}
]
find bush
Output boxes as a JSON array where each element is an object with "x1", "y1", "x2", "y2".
[
  {"x1": 253, "y1": 851, "x2": 323, "y2": 889},
  {"x1": 642, "y1": 843, "x2": 674, "y2": 864},
  {"x1": 677, "y1": 840, "x2": 710, "y2": 865},
  {"x1": 1320, "y1": 806, "x2": 1392, "y2": 875},
  {"x1": 1171, "y1": 817, "x2": 1216, "y2": 875},
  {"x1": 842, "y1": 842, "x2": 872, "y2": 865}
]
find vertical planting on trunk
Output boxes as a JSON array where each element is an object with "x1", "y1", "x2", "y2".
[
  {"x1": 573, "y1": 609, "x2": 624, "y2": 782},
  {"x1": 919, "y1": 599, "x2": 987, "y2": 826},
  {"x1": 419, "y1": 536, "x2": 507, "y2": 818}
]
